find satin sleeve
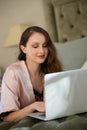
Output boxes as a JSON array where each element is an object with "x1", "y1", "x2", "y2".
[{"x1": 0, "y1": 66, "x2": 20, "y2": 114}]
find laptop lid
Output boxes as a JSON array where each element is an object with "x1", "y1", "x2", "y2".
[{"x1": 29, "y1": 68, "x2": 87, "y2": 120}]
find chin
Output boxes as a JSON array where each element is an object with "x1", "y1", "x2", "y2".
[{"x1": 38, "y1": 60, "x2": 45, "y2": 64}]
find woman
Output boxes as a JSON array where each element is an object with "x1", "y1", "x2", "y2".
[{"x1": 0, "y1": 26, "x2": 62, "y2": 121}]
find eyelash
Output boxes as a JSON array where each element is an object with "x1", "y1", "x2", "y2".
[
  {"x1": 33, "y1": 44, "x2": 47, "y2": 48},
  {"x1": 33, "y1": 46, "x2": 38, "y2": 48},
  {"x1": 43, "y1": 44, "x2": 47, "y2": 47}
]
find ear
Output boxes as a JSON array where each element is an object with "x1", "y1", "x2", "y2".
[{"x1": 20, "y1": 45, "x2": 27, "y2": 54}]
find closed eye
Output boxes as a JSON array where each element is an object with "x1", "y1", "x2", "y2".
[
  {"x1": 43, "y1": 43, "x2": 47, "y2": 48},
  {"x1": 32, "y1": 44, "x2": 38, "y2": 48},
  {"x1": 32, "y1": 43, "x2": 48, "y2": 48}
]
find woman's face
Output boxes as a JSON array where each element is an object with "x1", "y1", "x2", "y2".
[{"x1": 21, "y1": 32, "x2": 48, "y2": 64}]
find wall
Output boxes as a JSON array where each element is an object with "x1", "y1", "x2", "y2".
[{"x1": 0, "y1": 0, "x2": 47, "y2": 72}]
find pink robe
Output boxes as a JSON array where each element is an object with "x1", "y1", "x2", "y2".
[{"x1": 0, "y1": 61, "x2": 35, "y2": 114}]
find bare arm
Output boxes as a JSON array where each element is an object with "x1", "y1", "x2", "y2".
[{"x1": 2, "y1": 101, "x2": 45, "y2": 121}]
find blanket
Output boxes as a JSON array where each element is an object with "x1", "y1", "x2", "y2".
[{"x1": 0, "y1": 113, "x2": 87, "y2": 130}]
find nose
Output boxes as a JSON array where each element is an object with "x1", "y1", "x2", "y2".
[{"x1": 39, "y1": 46, "x2": 44, "y2": 53}]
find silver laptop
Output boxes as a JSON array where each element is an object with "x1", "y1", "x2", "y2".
[{"x1": 28, "y1": 68, "x2": 87, "y2": 121}]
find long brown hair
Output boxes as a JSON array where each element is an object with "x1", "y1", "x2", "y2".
[{"x1": 18, "y1": 26, "x2": 63, "y2": 74}]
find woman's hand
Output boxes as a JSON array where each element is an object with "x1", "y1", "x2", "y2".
[
  {"x1": 31, "y1": 101, "x2": 45, "y2": 113},
  {"x1": 2, "y1": 102, "x2": 45, "y2": 121}
]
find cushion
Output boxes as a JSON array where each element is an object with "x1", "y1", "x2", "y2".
[
  {"x1": 54, "y1": 37, "x2": 87, "y2": 70},
  {"x1": 81, "y1": 61, "x2": 87, "y2": 68}
]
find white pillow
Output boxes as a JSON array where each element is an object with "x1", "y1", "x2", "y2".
[
  {"x1": 54, "y1": 38, "x2": 87, "y2": 70},
  {"x1": 82, "y1": 61, "x2": 87, "y2": 68}
]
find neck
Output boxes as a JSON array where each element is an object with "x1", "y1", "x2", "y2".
[{"x1": 25, "y1": 60, "x2": 41, "y2": 76}]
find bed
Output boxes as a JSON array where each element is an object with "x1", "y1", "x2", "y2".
[{"x1": 0, "y1": 0, "x2": 87, "y2": 129}]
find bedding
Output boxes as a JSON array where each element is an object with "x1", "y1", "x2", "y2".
[{"x1": 0, "y1": 114, "x2": 87, "y2": 130}]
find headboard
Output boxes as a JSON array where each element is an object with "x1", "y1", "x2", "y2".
[{"x1": 43, "y1": 0, "x2": 87, "y2": 43}]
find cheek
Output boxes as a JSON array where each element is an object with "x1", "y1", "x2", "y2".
[
  {"x1": 27, "y1": 49, "x2": 35, "y2": 57},
  {"x1": 26, "y1": 48, "x2": 32, "y2": 57}
]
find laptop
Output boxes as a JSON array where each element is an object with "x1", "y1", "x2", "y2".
[{"x1": 28, "y1": 68, "x2": 87, "y2": 121}]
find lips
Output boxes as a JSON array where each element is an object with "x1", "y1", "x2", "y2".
[{"x1": 38, "y1": 55, "x2": 45, "y2": 59}]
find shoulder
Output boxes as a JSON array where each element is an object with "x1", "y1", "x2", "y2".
[
  {"x1": 6, "y1": 60, "x2": 25, "y2": 71},
  {"x1": 3, "y1": 60, "x2": 26, "y2": 78}
]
